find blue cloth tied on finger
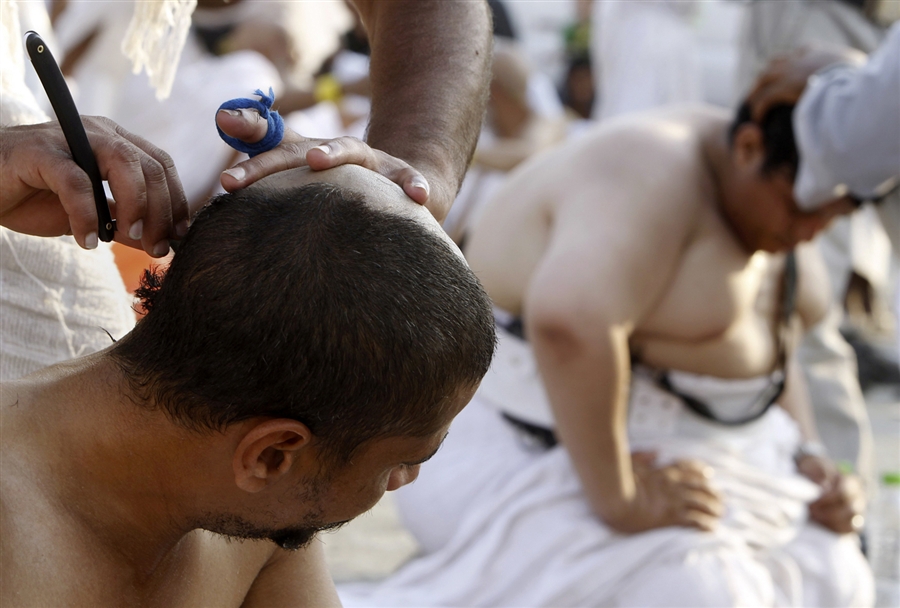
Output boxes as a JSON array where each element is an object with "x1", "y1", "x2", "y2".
[{"x1": 216, "y1": 87, "x2": 284, "y2": 157}]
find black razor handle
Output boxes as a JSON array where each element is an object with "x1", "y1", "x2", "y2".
[{"x1": 24, "y1": 31, "x2": 116, "y2": 242}]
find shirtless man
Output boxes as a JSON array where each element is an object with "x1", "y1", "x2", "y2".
[
  {"x1": 0, "y1": 164, "x2": 495, "y2": 607},
  {"x1": 338, "y1": 104, "x2": 872, "y2": 607}
]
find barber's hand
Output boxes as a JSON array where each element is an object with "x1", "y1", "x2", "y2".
[
  {"x1": 0, "y1": 118, "x2": 188, "y2": 257},
  {"x1": 216, "y1": 108, "x2": 431, "y2": 209},
  {"x1": 608, "y1": 452, "x2": 723, "y2": 533},
  {"x1": 798, "y1": 454, "x2": 866, "y2": 534},
  {"x1": 747, "y1": 46, "x2": 867, "y2": 122}
]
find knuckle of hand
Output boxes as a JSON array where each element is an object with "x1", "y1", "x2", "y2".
[
  {"x1": 281, "y1": 142, "x2": 305, "y2": 159},
  {"x1": 144, "y1": 159, "x2": 167, "y2": 185},
  {"x1": 65, "y1": 171, "x2": 92, "y2": 197},
  {"x1": 158, "y1": 153, "x2": 178, "y2": 175},
  {"x1": 95, "y1": 116, "x2": 119, "y2": 133},
  {"x1": 108, "y1": 138, "x2": 140, "y2": 165}
]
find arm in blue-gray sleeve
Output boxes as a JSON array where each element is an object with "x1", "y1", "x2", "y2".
[{"x1": 793, "y1": 22, "x2": 900, "y2": 209}]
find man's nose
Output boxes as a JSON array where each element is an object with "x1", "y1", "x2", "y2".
[{"x1": 386, "y1": 465, "x2": 421, "y2": 492}]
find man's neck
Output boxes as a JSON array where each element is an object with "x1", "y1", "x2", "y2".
[
  {"x1": 1, "y1": 353, "x2": 228, "y2": 579},
  {"x1": 699, "y1": 120, "x2": 733, "y2": 201}
]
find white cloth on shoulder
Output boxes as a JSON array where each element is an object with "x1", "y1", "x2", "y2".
[
  {"x1": 339, "y1": 327, "x2": 874, "y2": 607},
  {"x1": 0, "y1": 230, "x2": 135, "y2": 381}
]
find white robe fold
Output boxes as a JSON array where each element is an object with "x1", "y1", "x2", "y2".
[{"x1": 339, "y1": 329, "x2": 873, "y2": 607}]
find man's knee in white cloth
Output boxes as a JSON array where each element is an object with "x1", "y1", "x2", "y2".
[
  {"x1": 785, "y1": 524, "x2": 875, "y2": 607},
  {"x1": 613, "y1": 546, "x2": 775, "y2": 607}
]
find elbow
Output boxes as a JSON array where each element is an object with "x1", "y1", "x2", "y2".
[
  {"x1": 529, "y1": 315, "x2": 585, "y2": 362},
  {"x1": 527, "y1": 308, "x2": 631, "y2": 363}
]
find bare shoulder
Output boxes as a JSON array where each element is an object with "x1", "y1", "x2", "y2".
[
  {"x1": 794, "y1": 241, "x2": 831, "y2": 330},
  {"x1": 523, "y1": 109, "x2": 721, "y2": 325},
  {"x1": 555, "y1": 109, "x2": 711, "y2": 227}
]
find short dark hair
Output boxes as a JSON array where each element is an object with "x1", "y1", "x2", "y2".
[
  {"x1": 729, "y1": 102, "x2": 799, "y2": 180},
  {"x1": 110, "y1": 182, "x2": 496, "y2": 462}
]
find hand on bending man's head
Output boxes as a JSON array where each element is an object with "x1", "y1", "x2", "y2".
[
  {"x1": 747, "y1": 45, "x2": 867, "y2": 123},
  {"x1": 720, "y1": 103, "x2": 855, "y2": 253},
  {"x1": 215, "y1": 111, "x2": 434, "y2": 214}
]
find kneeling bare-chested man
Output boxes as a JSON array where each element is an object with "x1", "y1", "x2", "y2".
[
  {"x1": 338, "y1": 104, "x2": 872, "y2": 608},
  {"x1": 0, "y1": 165, "x2": 495, "y2": 607}
]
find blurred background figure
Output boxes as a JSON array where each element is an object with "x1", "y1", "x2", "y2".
[
  {"x1": 590, "y1": 0, "x2": 702, "y2": 121},
  {"x1": 52, "y1": 0, "x2": 352, "y2": 209},
  {"x1": 443, "y1": 40, "x2": 568, "y2": 244}
]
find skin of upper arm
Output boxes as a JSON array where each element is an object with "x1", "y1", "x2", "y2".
[
  {"x1": 781, "y1": 243, "x2": 830, "y2": 438},
  {"x1": 777, "y1": 350, "x2": 821, "y2": 443},
  {"x1": 241, "y1": 542, "x2": 340, "y2": 608},
  {"x1": 521, "y1": 151, "x2": 699, "y2": 516},
  {"x1": 523, "y1": 176, "x2": 693, "y2": 430},
  {"x1": 794, "y1": 240, "x2": 831, "y2": 331}
]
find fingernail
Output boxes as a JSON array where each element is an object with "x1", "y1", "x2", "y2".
[
  {"x1": 152, "y1": 240, "x2": 170, "y2": 257},
  {"x1": 85, "y1": 232, "x2": 98, "y2": 250},
  {"x1": 218, "y1": 108, "x2": 241, "y2": 117},
  {"x1": 175, "y1": 219, "x2": 189, "y2": 238},
  {"x1": 240, "y1": 108, "x2": 261, "y2": 122},
  {"x1": 411, "y1": 176, "x2": 430, "y2": 195},
  {"x1": 313, "y1": 144, "x2": 331, "y2": 155},
  {"x1": 223, "y1": 166, "x2": 246, "y2": 181},
  {"x1": 128, "y1": 219, "x2": 143, "y2": 240}
]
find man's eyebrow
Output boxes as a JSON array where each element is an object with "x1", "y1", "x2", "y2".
[{"x1": 406, "y1": 432, "x2": 450, "y2": 466}]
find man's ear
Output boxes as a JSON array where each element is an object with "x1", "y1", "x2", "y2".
[
  {"x1": 232, "y1": 419, "x2": 313, "y2": 493},
  {"x1": 732, "y1": 123, "x2": 765, "y2": 171}
]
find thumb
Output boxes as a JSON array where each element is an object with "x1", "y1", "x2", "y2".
[{"x1": 216, "y1": 108, "x2": 268, "y2": 144}]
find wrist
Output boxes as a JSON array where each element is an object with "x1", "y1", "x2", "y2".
[
  {"x1": 590, "y1": 480, "x2": 639, "y2": 529},
  {"x1": 794, "y1": 440, "x2": 828, "y2": 463}
]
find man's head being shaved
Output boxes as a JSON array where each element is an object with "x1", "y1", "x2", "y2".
[{"x1": 111, "y1": 166, "x2": 496, "y2": 463}]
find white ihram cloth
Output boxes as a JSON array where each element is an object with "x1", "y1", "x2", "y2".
[
  {"x1": 339, "y1": 327, "x2": 873, "y2": 607},
  {"x1": 0, "y1": 0, "x2": 134, "y2": 381}
]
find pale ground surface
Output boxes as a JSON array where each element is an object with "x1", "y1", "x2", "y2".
[
  {"x1": 321, "y1": 490, "x2": 418, "y2": 583},
  {"x1": 322, "y1": 386, "x2": 900, "y2": 594}
]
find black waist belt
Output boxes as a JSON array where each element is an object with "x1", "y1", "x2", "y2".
[
  {"x1": 494, "y1": 317, "x2": 558, "y2": 449},
  {"x1": 501, "y1": 413, "x2": 558, "y2": 450}
]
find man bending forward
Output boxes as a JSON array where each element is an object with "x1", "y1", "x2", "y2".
[{"x1": 339, "y1": 104, "x2": 871, "y2": 607}]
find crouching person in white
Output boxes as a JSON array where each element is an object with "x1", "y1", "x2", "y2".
[{"x1": 339, "y1": 102, "x2": 873, "y2": 607}]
